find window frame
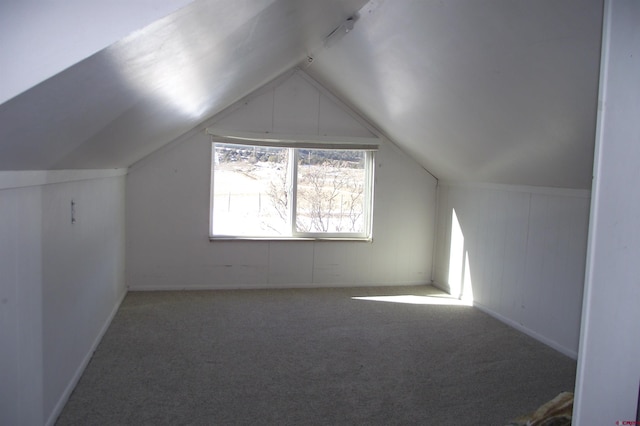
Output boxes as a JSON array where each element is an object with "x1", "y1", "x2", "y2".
[{"x1": 208, "y1": 135, "x2": 376, "y2": 241}]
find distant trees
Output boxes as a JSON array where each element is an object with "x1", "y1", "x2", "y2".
[
  {"x1": 266, "y1": 149, "x2": 289, "y2": 223},
  {"x1": 295, "y1": 160, "x2": 364, "y2": 233},
  {"x1": 214, "y1": 143, "x2": 367, "y2": 235}
]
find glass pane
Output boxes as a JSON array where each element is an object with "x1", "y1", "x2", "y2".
[
  {"x1": 296, "y1": 149, "x2": 367, "y2": 234},
  {"x1": 212, "y1": 143, "x2": 290, "y2": 236}
]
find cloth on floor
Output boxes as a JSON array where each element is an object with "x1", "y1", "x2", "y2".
[{"x1": 506, "y1": 391, "x2": 573, "y2": 426}]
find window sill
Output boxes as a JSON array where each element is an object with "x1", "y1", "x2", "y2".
[{"x1": 209, "y1": 236, "x2": 372, "y2": 242}]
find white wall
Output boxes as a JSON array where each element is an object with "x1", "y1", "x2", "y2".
[
  {"x1": 434, "y1": 182, "x2": 590, "y2": 358},
  {"x1": 0, "y1": 171, "x2": 127, "y2": 426},
  {"x1": 574, "y1": 1, "x2": 640, "y2": 423},
  {"x1": 126, "y1": 71, "x2": 437, "y2": 290},
  {"x1": 0, "y1": 183, "x2": 43, "y2": 426}
]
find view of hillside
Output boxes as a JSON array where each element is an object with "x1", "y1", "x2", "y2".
[{"x1": 212, "y1": 144, "x2": 368, "y2": 236}]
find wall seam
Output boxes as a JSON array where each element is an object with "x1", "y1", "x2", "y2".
[{"x1": 521, "y1": 193, "x2": 533, "y2": 316}]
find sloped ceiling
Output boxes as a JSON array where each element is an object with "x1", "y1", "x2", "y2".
[
  {"x1": 0, "y1": 0, "x2": 603, "y2": 189},
  {"x1": 307, "y1": 0, "x2": 603, "y2": 188},
  {"x1": 0, "y1": 0, "x2": 367, "y2": 170},
  {"x1": 0, "y1": 0, "x2": 194, "y2": 105}
]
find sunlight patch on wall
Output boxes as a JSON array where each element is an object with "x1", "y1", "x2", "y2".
[
  {"x1": 446, "y1": 208, "x2": 474, "y2": 304},
  {"x1": 448, "y1": 208, "x2": 465, "y2": 298},
  {"x1": 462, "y1": 251, "x2": 474, "y2": 304}
]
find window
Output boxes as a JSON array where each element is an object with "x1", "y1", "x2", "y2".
[{"x1": 210, "y1": 142, "x2": 375, "y2": 240}]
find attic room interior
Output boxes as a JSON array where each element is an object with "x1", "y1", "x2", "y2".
[{"x1": 1, "y1": 0, "x2": 638, "y2": 425}]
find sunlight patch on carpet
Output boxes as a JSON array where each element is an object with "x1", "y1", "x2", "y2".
[{"x1": 352, "y1": 294, "x2": 473, "y2": 306}]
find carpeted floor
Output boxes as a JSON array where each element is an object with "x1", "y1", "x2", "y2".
[{"x1": 56, "y1": 285, "x2": 576, "y2": 425}]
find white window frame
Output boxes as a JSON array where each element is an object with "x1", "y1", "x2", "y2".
[{"x1": 208, "y1": 129, "x2": 378, "y2": 241}]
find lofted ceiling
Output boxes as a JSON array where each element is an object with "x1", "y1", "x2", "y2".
[
  {"x1": 0, "y1": 0, "x2": 368, "y2": 170},
  {"x1": 0, "y1": 0, "x2": 603, "y2": 189},
  {"x1": 0, "y1": 0, "x2": 194, "y2": 105},
  {"x1": 307, "y1": 0, "x2": 604, "y2": 188}
]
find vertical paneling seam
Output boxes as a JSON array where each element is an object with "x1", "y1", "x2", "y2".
[
  {"x1": 443, "y1": 187, "x2": 452, "y2": 289},
  {"x1": 316, "y1": 90, "x2": 321, "y2": 136},
  {"x1": 498, "y1": 191, "x2": 510, "y2": 315},
  {"x1": 270, "y1": 88, "x2": 275, "y2": 132},
  {"x1": 521, "y1": 193, "x2": 533, "y2": 314},
  {"x1": 267, "y1": 242, "x2": 271, "y2": 286},
  {"x1": 430, "y1": 181, "x2": 440, "y2": 283},
  {"x1": 311, "y1": 242, "x2": 316, "y2": 284}
]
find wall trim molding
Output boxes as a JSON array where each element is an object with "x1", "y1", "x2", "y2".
[
  {"x1": 0, "y1": 169, "x2": 127, "y2": 191},
  {"x1": 472, "y1": 300, "x2": 578, "y2": 360},
  {"x1": 127, "y1": 281, "x2": 431, "y2": 292},
  {"x1": 439, "y1": 180, "x2": 591, "y2": 198},
  {"x1": 432, "y1": 281, "x2": 577, "y2": 359}
]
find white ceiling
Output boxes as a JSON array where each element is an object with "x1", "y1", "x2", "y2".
[
  {"x1": 0, "y1": 0, "x2": 603, "y2": 189},
  {"x1": 0, "y1": 0, "x2": 193, "y2": 105},
  {"x1": 308, "y1": 0, "x2": 603, "y2": 188},
  {"x1": 0, "y1": 0, "x2": 367, "y2": 170}
]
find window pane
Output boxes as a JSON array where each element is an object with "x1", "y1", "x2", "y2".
[
  {"x1": 296, "y1": 149, "x2": 367, "y2": 234},
  {"x1": 212, "y1": 143, "x2": 290, "y2": 236}
]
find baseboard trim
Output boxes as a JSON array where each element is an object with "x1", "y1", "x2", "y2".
[
  {"x1": 472, "y1": 301, "x2": 578, "y2": 360},
  {"x1": 431, "y1": 281, "x2": 450, "y2": 294},
  {"x1": 45, "y1": 289, "x2": 128, "y2": 426},
  {"x1": 127, "y1": 281, "x2": 431, "y2": 292},
  {"x1": 428, "y1": 281, "x2": 577, "y2": 359}
]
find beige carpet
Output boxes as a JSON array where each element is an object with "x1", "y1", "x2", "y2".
[{"x1": 56, "y1": 285, "x2": 576, "y2": 425}]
